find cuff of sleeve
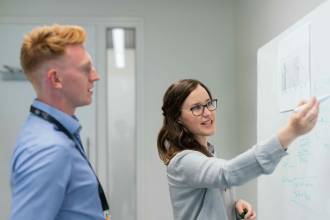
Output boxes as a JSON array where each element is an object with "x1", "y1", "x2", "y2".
[{"x1": 254, "y1": 136, "x2": 288, "y2": 174}]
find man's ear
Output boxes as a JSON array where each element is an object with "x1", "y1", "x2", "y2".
[{"x1": 47, "y1": 69, "x2": 62, "y2": 88}]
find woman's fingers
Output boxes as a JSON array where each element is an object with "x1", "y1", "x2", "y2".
[
  {"x1": 246, "y1": 210, "x2": 256, "y2": 220},
  {"x1": 298, "y1": 99, "x2": 319, "y2": 132},
  {"x1": 298, "y1": 100, "x2": 307, "y2": 106},
  {"x1": 295, "y1": 97, "x2": 316, "y2": 117},
  {"x1": 291, "y1": 97, "x2": 319, "y2": 136},
  {"x1": 304, "y1": 101, "x2": 319, "y2": 123}
]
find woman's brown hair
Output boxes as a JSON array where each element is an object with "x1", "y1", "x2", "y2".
[{"x1": 157, "y1": 79, "x2": 213, "y2": 165}]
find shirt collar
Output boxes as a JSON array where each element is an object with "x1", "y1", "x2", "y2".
[
  {"x1": 207, "y1": 142, "x2": 215, "y2": 155},
  {"x1": 32, "y1": 99, "x2": 81, "y2": 135}
]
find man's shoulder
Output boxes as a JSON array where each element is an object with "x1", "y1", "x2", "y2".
[
  {"x1": 18, "y1": 114, "x2": 71, "y2": 144},
  {"x1": 13, "y1": 114, "x2": 74, "y2": 162},
  {"x1": 12, "y1": 117, "x2": 75, "y2": 173}
]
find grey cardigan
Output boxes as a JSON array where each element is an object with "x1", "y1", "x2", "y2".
[{"x1": 167, "y1": 137, "x2": 288, "y2": 220}]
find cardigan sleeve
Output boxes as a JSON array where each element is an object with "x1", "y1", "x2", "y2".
[{"x1": 167, "y1": 136, "x2": 288, "y2": 189}]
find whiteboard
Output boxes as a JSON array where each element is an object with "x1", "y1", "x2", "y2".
[{"x1": 257, "y1": 1, "x2": 330, "y2": 219}]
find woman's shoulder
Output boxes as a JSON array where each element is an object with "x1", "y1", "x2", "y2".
[{"x1": 167, "y1": 149, "x2": 209, "y2": 170}]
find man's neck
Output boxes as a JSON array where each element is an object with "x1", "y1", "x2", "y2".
[{"x1": 37, "y1": 97, "x2": 75, "y2": 115}]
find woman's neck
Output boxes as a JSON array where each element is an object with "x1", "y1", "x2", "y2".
[{"x1": 196, "y1": 135, "x2": 207, "y2": 147}]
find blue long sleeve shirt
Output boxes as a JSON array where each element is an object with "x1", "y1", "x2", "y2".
[{"x1": 10, "y1": 100, "x2": 104, "y2": 220}]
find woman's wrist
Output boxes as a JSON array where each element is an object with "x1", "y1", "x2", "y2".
[{"x1": 277, "y1": 125, "x2": 297, "y2": 149}]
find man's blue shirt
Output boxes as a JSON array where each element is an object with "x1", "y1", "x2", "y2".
[{"x1": 10, "y1": 100, "x2": 104, "y2": 220}]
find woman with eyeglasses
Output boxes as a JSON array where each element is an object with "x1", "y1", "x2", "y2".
[{"x1": 157, "y1": 79, "x2": 319, "y2": 220}]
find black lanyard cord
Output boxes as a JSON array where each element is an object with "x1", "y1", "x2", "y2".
[{"x1": 30, "y1": 105, "x2": 110, "y2": 212}]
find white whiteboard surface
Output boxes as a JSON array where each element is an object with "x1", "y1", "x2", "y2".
[
  {"x1": 279, "y1": 23, "x2": 311, "y2": 112},
  {"x1": 257, "y1": 1, "x2": 330, "y2": 219}
]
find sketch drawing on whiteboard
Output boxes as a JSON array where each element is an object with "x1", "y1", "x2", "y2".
[
  {"x1": 279, "y1": 23, "x2": 311, "y2": 112},
  {"x1": 281, "y1": 55, "x2": 305, "y2": 91}
]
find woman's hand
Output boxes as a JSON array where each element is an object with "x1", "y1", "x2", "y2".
[
  {"x1": 278, "y1": 97, "x2": 319, "y2": 149},
  {"x1": 235, "y1": 199, "x2": 256, "y2": 220}
]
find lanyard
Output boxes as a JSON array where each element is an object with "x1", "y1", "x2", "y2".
[{"x1": 30, "y1": 106, "x2": 110, "y2": 219}]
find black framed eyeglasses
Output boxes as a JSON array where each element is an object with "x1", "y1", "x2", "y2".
[{"x1": 190, "y1": 99, "x2": 218, "y2": 116}]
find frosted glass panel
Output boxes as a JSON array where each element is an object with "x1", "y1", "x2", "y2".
[{"x1": 106, "y1": 28, "x2": 136, "y2": 220}]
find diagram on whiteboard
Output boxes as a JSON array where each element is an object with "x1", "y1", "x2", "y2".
[{"x1": 279, "y1": 23, "x2": 311, "y2": 112}]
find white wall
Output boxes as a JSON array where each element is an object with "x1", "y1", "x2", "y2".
[
  {"x1": 0, "y1": 1, "x2": 237, "y2": 220},
  {"x1": 234, "y1": 0, "x2": 326, "y2": 212}
]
